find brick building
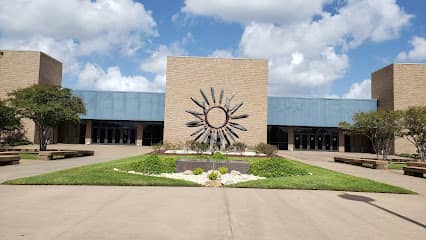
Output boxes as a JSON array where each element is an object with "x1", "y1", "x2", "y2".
[
  {"x1": 1, "y1": 50, "x2": 424, "y2": 153},
  {"x1": 0, "y1": 50, "x2": 62, "y2": 143}
]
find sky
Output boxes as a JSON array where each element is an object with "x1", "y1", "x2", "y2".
[{"x1": 1, "y1": 0, "x2": 425, "y2": 99}]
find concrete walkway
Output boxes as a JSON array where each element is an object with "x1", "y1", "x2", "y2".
[
  {"x1": 0, "y1": 144, "x2": 151, "y2": 182},
  {"x1": 0, "y1": 185, "x2": 425, "y2": 240}
]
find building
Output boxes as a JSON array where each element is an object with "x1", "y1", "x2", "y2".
[
  {"x1": 0, "y1": 50, "x2": 62, "y2": 143},
  {"x1": 1, "y1": 50, "x2": 425, "y2": 153},
  {"x1": 372, "y1": 63, "x2": 426, "y2": 154}
]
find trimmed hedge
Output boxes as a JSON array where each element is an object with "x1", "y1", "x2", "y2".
[
  {"x1": 249, "y1": 158, "x2": 309, "y2": 177},
  {"x1": 131, "y1": 154, "x2": 175, "y2": 174}
]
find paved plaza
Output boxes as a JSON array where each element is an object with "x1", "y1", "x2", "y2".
[{"x1": 0, "y1": 146, "x2": 425, "y2": 239}]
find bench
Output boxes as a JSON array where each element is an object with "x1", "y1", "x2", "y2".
[
  {"x1": 403, "y1": 162, "x2": 426, "y2": 177},
  {"x1": 334, "y1": 156, "x2": 388, "y2": 169},
  {"x1": 0, "y1": 151, "x2": 21, "y2": 156},
  {"x1": 38, "y1": 150, "x2": 94, "y2": 160},
  {"x1": 0, "y1": 155, "x2": 20, "y2": 165}
]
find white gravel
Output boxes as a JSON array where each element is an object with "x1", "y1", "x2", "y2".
[{"x1": 113, "y1": 168, "x2": 265, "y2": 185}]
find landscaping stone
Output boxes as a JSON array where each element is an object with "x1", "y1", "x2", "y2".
[
  {"x1": 184, "y1": 170, "x2": 193, "y2": 175},
  {"x1": 114, "y1": 168, "x2": 265, "y2": 186},
  {"x1": 231, "y1": 170, "x2": 241, "y2": 175},
  {"x1": 205, "y1": 180, "x2": 222, "y2": 187}
]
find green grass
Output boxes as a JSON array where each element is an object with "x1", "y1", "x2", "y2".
[
  {"x1": 4, "y1": 154, "x2": 414, "y2": 194},
  {"x1": 230, "y1": 159, "x2": 414, "y2": 194},
  {"x1": 19, "y1": 153, "x2": 38, "y2": 160},
  {"x1": 388, "y1": 163, "x2": 406, "y2": 170},
  {"x1": 4, "y1": 155, "x2": 200, "y2": 187}
]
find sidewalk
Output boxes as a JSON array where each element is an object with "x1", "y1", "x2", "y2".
[
  {"x1": 278, "y1": 150, "x2": 426, "y2": 195},
  {"x1": 0, "y1": 144, "x2": 151, "y2": 182}
]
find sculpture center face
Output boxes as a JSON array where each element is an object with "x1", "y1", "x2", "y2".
[{"x1": 206, "y1": 106, "x2": 228, "y2": 129}]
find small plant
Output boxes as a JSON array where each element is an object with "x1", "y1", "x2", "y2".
[
  {"x1": 254, "y1": 143, "x2": 277, "y2": 156},
  {"x1": 163, "y1": 141, "x2": 176, "y2": 151},
  {"x1": 208, "y1": 171, "x2": 219, "y2": 180},
  {"x1": 231, "y1": 142, "x2": 247, "y2": 153},
  {"x1": 212, "y1": 151, "x2": 227, "y2": 160},
  {"x1": 131, "y1": 154, "x2": 176, "y2": 174},
  {"x1": 218, "y1": 166, "x2": 229, "y2": 174},
  {"x1": 192, "y1": 167, "x2": 204, "y2": 175},
  {"x1": 249, "y1": 157, "x2": 309, "y2": 177},
  {"x1": 152, "y1": 143, "x2": 162, "y2": 152}
]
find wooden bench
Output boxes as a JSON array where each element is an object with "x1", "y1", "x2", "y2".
[
  {"x1": 403, "y1": 162, "x2": 426, "y2": 177},
  {"x1": 39, "y1": 150, "x2": 94, "y2": 160},
  {"x1": 334, "y1": 156, "x2": 388, "y2": 169},
  {"x1": 0, "y1": 151, "x2": 21, "y2": 156},
  {"x1": 0, "y1": 155, "x2": 20, "y2": 165}
]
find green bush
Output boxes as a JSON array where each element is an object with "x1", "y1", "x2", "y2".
[
  {"x1": 249, "y1": 158, "x2": 309, "y2": 177},
  {"x1": 192, "y1": 167, "x2": 204, "y2": 175},
  {"x1": 152, "y1": 143, "x2": 162, "y2": 152},
  {"x1": 208, "y1": 171, "x2": 219, "y2": 180},
  {"x1": 131, "y1": 154, "x2": 175, "y2": 174},
  {"x1": 254, "y1": 143, "x2": 277, "y2": 155},
  {"x1": 218, "y1": 166, "x2": 229, "y2": 174},
  {"x1": 212, "y1": 151, "x2": 227, "y2": 160},
  {"x1": 231, "y1": 142, "x2": 247, "y2": 152}
]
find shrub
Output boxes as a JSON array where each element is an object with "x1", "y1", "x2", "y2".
[
  {"x1": 131, "y1": 154, "x2": 175, "y2": 174},
  {"x1": 212, "y1": 151, "x2": 227, "y2": 160},
  {"x1": 192, "y1": 167, "x2": 204, "y2": 175},
  {"x1": 231, "y1": 142, "x2": 247, "y2": 153},
  {"x1": 208, "y1": 171, "x2": 219, "y2": 180},
  {"x1": 218, "y1": 166, "x2": 229, "y2": 174},
  {"x1": 163, "y1": 142, "x2": 176, "y2": 151},
  {"x1": 249, "y1": 158, "x2": 309, "y2": 177},
  {"x1": 152, "y1": 143, "x2": 162, "y2": 152},
  {"x1": 254, "y1": 143, "x2": 277, "y2": 155}
]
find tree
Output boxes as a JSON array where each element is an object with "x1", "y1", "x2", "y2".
[
  {"x1": 399, "y1": 106, "x2": 426, "y2": 161},
  {"x1": 339, "y1": 110, "x2": 402, "y2": 160},
  {"x1": 9, "y1": 85, "x2": 86, "y2": 151},
  {"x1": 0, "y1": 100, "x2": 20, "y2": 131}
]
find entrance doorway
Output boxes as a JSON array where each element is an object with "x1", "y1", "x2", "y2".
[{"x1": 294, "y1": 127, "x2": 339, "y2": 151}]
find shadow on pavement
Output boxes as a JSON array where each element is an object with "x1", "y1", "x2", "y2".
[{"x1": 339, "y1": 193, "x2": 426, "y2": 229}]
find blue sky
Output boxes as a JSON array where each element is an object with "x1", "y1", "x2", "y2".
[{"x1": 1, "y1": 0, "x2": 425, "y2": 98}]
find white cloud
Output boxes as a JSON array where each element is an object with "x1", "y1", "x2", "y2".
[
  {"x1": 343, "y1": 79, "x2": 371, "y2": 99},
  {"x1": 236, "y1": 0, "x2": 411, "y2": 96},
  {"x1": 209, "y1": 49, "x2": 234, "y2": 58},
  {"x1": 182, "y1": 0, "x2": 330, "y2": 25},
  {"x1": 77, "y1": 63, "x2": 164, "y2": 92},
  {"x1": 397, "y1": 36, "x2": 426, "y2": 62},
  {"x1": 141, "y1": 44, "x2": 186, "y2": 74},
  {"x1": 0, "y1": 0, "x2": 157, "y2": 73}
]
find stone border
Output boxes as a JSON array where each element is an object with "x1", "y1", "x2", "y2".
[{"x1": 176, "y1": 159, "x2": 250, "y2": 173}]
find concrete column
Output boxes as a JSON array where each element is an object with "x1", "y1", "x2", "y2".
[
  {"x1": 136, "y1": 122, "x2": 143, "y2": 146},
  {"x1": 85, "y1": 120, "x2": 92, "y2": 145},
  {"x1": 338, "y1": 129, "x2": 345, "y2": 152},
  {"x1": 288, "y1": 126, "x2": 294, "y2": 151}
]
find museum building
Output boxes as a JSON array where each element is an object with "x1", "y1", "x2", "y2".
[{"x1": 1, "y1": 50, "x2": 425, "y2": 153}]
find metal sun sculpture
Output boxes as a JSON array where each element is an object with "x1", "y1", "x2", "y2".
[{"x1": 185, "y1": 87, "x2": 248, "y2": 150}]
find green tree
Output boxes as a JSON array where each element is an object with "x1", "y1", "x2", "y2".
[
  {"x1": 339, "y1": 110, "x2": 402, "y2": 160},
  {"x1": 9, "y1": 85, "x2": 86, "y2": 151},
  {"x1": 399, "y1": 106, "x2": 426, "y2": 161},
  {"x1": 0, "y1": 100, "x2": 20, "y2": 131}
]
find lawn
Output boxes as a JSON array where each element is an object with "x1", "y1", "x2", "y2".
[
  {"x1": 4, "y1": 154, "x2": 414, "y2": 194},
  {"x1": 388, "y1": 163, "x2": 406, "y2": 170},
  {"x1": 19, "y1": 153, "x2": 38, "y2": 160}
]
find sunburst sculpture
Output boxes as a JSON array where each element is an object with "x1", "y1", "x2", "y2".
[{"x1": 185, "y1": 87, "x2": 248, "y2": 150}]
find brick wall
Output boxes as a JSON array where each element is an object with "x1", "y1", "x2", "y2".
[
  {"x1": 371, "y1": 63, "x2": 426, "y2": 154},
  {"x1": 164, "y1": 56, "x2": 268, "y2": 147},
  {"x1": 0, "y1": 50, "x2": 62, "y2": 143}
]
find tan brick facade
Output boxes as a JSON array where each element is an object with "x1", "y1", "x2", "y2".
[
  {"x1": 371, "y1": 63, "x2": 426, "y2": 154},
  {"x1": 164, "y1": 56, "x2": 268, "y2": 147},
  {"x1": 0, "y1": 50, "x2": 62, "y2": 143}
]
